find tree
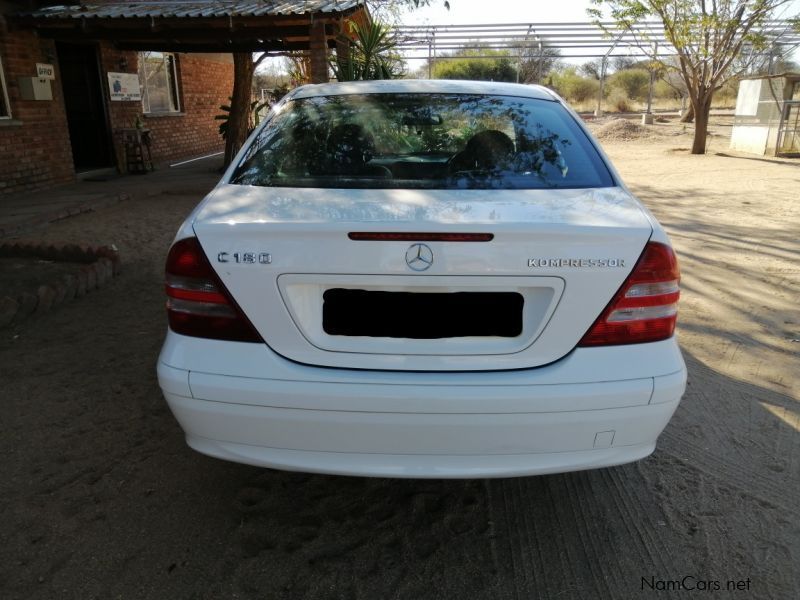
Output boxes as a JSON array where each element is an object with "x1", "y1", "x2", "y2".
[
  {"x1": 283, "y1": 54, "x2": 310, "y2": 88},
  {"x1": 517, "y1": 45, "x2": 562, "y2": 84},
  {"x1": 225, "y1": 52, "x2": 269, "y2": 166},
  {"x1": 608, "y1": 68, "x2": 651, "y2": 100},
  {"x1": 368, "y1": 0, "x2": 450, "y2": 21},
  {"x1": 547, "y1": 67, "x2": 600, "y2": 102},
  {"x1": 370, "y1": 0, "x2": 450, "y2": 11},
  {"x1": 590, "y1": 0, "x2": 799, "y2": 154},
  {"x1": 580, "y1": 59, "x2": 603, "y2": 80},
  {"x1": 253, "y1": 62, "x2": 290, "y2": 98},
  {"x1": 612, "y1": 56, "x2": 638, "y2": 71},
  {"x1": 216, "y1": 98, "x2": 269, "y2": 140},
  {"x1": 433, "y1": 46, "x2": 517, "y2": 82}
]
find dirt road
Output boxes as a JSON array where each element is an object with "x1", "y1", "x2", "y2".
[{"x1": 1, "y1": 127, "x2": 798, "y2": 599}]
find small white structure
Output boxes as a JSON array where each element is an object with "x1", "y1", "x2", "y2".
[{"x1": 730, "y1": 73, "x2": 800, "y2": 157}]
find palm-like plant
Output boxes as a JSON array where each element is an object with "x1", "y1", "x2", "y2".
[{"x1": 332, "y1": 20, "x2": 403, "y2": 81}]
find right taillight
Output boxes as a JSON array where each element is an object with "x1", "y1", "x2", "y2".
[
  {"x1": 578, "y1": 242, "x2": 680, "y2": 346},
  {"x1": 165, "y1": 237, "x2": 263, "y2": 342}
]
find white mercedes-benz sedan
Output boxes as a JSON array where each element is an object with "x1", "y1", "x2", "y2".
[{"x1": 157, "y1": 80, "x2": 686, "y2": 478}]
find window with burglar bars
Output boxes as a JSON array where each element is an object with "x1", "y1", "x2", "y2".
[{"x1": 138, "y1": 52, "x2": 180, "y2": 114}]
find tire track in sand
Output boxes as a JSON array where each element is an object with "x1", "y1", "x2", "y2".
[{"x1": 487, "y1": 466, "x2": 689, "y2": 599}]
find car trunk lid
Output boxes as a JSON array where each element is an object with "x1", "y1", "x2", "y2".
[{"x1": 191, "y1": 184, "x2": 652, "y2": 371}]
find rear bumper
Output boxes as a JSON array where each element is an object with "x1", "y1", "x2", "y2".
[
  {"x1": 158, "y1": 334, "x2": 686, "y2": 478},
  {"x1": 185, "y1": 435, "x2": 659, "y2": 479}
]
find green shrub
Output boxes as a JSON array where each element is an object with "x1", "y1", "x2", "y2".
[
  {"x1": 608, "y1": 69, "x2": 651, "y2": 101},
  {"x1": 548, "y1": 68, "x2": 599, "y2": 103},
  {"x1": 433, "y1": 56, "x2": 517, "y2": 82},
  {"x1": 654, "y1": 79, "x2": 681, "y2": 101},
  {"x1": 607, "y1": 90, "x2": 632, "y2": 113}
]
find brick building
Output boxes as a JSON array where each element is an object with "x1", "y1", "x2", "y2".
[{"x1": 0, "y1": 0, "x2": 365, "y2": 197}]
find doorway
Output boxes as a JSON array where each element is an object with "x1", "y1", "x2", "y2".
[{"x1": 56, "y1": 42, "x2": 113, "y2": 172}]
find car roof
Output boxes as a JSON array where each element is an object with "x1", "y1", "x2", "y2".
[{"x1": 290, "y1": 79, "x2": 559, "y2": 101}]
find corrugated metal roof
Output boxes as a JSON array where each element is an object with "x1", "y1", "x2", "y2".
[{"x1": 22, "y1": 1, "x2": 363, "y2": 20}]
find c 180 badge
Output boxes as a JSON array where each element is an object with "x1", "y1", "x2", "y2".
[{"x1": 217, "y1": 252, "x2": 272, "y2": 264}]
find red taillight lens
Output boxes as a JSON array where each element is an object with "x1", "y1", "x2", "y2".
[
  {"x1": 578, "y1": 242, "x2": 680, "y2": 346},
  {"x1": 165, "y1": 237, "x2": 263, "y2": 342}
]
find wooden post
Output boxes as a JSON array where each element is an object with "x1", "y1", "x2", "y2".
[{"x1": 309, "y1": 20, "x2": 329, "y2": 83}]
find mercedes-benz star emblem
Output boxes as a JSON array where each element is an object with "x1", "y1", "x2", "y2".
[{"x1": 405, "y1": 243, "x2": 434, "y2": 271}]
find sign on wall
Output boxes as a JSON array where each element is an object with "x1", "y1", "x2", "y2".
[
  {"x1": 36, "y1": 63, "x2": 55, "y2": 80},
  {"x1": 107, "y1": 72, "x2": 142, "y2": 102}
]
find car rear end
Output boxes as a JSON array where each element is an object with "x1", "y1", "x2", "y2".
[{"x1": 157, "y1": 81, "x2": 686, "y2": 478}]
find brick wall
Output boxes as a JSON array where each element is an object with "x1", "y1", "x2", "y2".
[
  {"x1": 0, "y1": 27, "x2": 233, "y2": 197},
  {"x1": 100, "y1": 47, "x2": 234, "y2": 167},
  {"x1": 308, "y1": 21, "x2": 329, "y2": 84},
  {"x1": 0, "y1": 25, "x2": 76, "y2": 196}
]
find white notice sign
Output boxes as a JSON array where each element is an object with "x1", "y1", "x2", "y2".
[
  {"x1": 36, "y1": 63, "x2": 55, "y2": 80},
  {"x1": 107, "y1": 72, "x2": 142, "y2": 102}
]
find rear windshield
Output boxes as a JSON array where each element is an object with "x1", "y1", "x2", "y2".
[{"x1": 230, "y1": 93, "x2": 614, "y2": 190}]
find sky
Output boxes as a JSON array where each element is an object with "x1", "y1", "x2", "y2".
[
  {"x1": 398, "y1": 0, "x2": 800, "y2": 25},
  {"x1": 398, "y1": 0, "x2": 598, "y2": 25}
]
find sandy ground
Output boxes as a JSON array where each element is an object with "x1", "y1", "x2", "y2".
[{"x1": 1, "y1": 120, "x2": 798, "y2": 599}]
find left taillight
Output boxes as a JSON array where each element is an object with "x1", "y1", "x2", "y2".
[{"x1": 165, "y1": 237, "x2": 263, "y2": 342}]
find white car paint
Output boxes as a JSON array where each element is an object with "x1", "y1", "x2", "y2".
[
  {"x1": 158, "y1": 335, "x2": 685, "y2": 478},
  {"x1": 192, "y1": 186, "x2": 653, "y2": 371},
  {"x1": 158, "y1": 80, "x2": 686, "y2": 478}
]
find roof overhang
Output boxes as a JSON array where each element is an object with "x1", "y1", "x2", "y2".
[
  {"x1": 739, "y1": 72, "x2": 800, "y2": 82},
  {"x1": 10, "y1": 1, "x2": 368, "y2": 53}
]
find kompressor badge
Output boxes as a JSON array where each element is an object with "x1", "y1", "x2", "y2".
[{"x1": 528, "y1": 258, "x2": 626, "y2": 268}]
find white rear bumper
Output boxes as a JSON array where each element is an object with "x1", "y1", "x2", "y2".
[
  {"x1": 184, "y1": 435, "x2": 659, "y2": 479},
  {"x1": 158, "y1": 334, "x2": 685, "y2": 478}
]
